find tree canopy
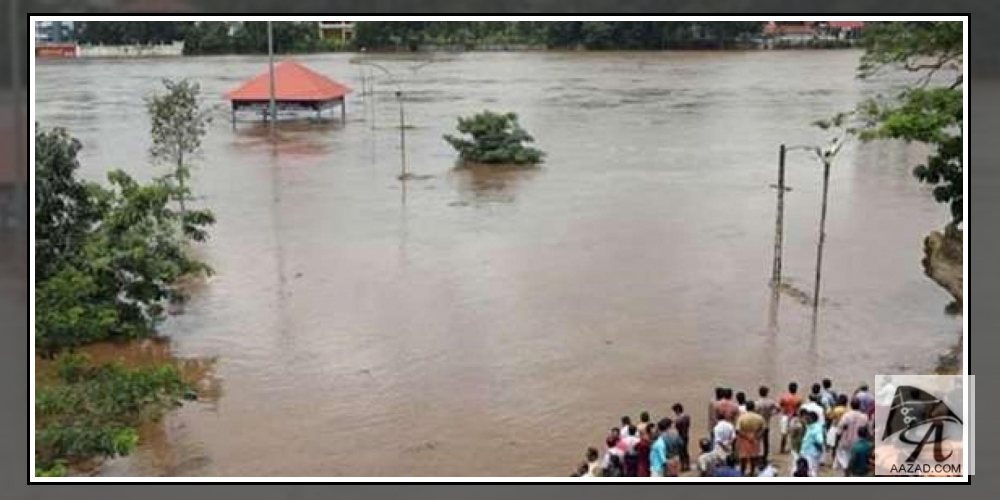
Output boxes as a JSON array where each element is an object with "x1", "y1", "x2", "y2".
[
  {"x1": 854, "y1": 22, "x2": 963, "y2": 224},
  {"x1": 35, "y1": 127, "x2": 215, "y2": 356},
  {"x1": 444, "y1": 111, "x2": 544, "y2": 165},
  {"x1": 353, "y1": 21, "x2": 763, "y2": 50}
]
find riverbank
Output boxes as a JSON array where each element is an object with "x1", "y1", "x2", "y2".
[{"x1": 923, "y1": 225, "x2": 964, "y2": 375}]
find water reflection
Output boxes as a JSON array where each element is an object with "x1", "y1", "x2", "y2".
[
  {"x1": 449, "y1": 164, "x2": 539, "y2": 204},
  {"x1": 34, "y1": 50, "x2": 960, "y2": 477}
]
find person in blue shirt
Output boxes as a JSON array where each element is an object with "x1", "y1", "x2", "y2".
[
  {"x1": 712, "y1": 454, "x2": 742, "y2": 477},
  {"x1": 799, "y1": 409, "x2": 825, "y2": 476},
  {"x1": 649, "y1": 419, "x2": 670, "y2": 477}
]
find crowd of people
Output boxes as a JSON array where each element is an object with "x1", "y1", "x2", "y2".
[{"x1": 572, "y1": 379, "x2": 878, "y2": 478}]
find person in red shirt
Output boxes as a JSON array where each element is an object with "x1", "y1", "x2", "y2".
[
  {"x1": 635, "y1": 424, "x2": 654, "y2": 477},
  {"x1": 716, "y1": 388, "x2": 741, "y2": 424},
  {"x1": 778, "y1": 382, "x2": 803, "y2": 454}
]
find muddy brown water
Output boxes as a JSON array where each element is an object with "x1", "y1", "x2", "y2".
[{"x1": 34, "y1": 50, "x2": 959, "y2": 476}]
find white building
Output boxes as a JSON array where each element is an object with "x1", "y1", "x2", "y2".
[{"x1": 318, "y1": 21, "x2": 355, "y2": 42}]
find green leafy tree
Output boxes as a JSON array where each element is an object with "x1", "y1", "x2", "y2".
[
  {"x1": 34, "y1": 127, "x2": 215, "y2": 356},
  {"x1": 182, "y1": 22, "x2": 234, "y2": 55},
  {"x1": 827, "y1": 22, "x2": 963, "y2": 224},
  {"x1": 444, "y1": 111, "x2": 544, "y2": 165},
  {"x1": 34, "y1": 127, "x2": 102, "y2": 282},
  {"x1": 146, "y1": 78, "x2": 211, "y2": 214}
]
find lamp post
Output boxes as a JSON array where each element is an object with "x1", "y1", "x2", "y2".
[
  {"x1": 267, "y1": 21, "x2": 277, "y2": 126},
  {"x1": 354, "y1": 61, "x2": 407, "y2": 180},
  {"x1": 772, "y1": 138, "x2": 844, "y2": 333}
]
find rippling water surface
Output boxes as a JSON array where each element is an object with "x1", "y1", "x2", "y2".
[{"x1": 34, "y1": 50, "x2": 958, "y2": 476}]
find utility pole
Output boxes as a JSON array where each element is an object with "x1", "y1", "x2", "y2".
[
  {"x1": 267, "y1": 21, "x2": 277, "y2": 126},
  {"x1": 768, "y1": 144, "x2": 790, "y2": 328},
  {"x1": 811, "y1": 156, "x2": 832, "y2": 332},
  {"x1": 393, "y1": 87, "x2": 406, "y2": 180}
]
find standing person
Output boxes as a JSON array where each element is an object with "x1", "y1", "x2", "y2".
[
  {"x1": 585, "y1": 447, "x2": 602, "y2": 477},
  {"x1": 801, "y1": 395, "x2": 827, "y2": 464},
  {"x1": 712, "y1": 414, "x2": 736, "y2": 458},
  {"x1": 735, "y1": 401, "x2": 766, "y2": 476},
  {"x1": 708, "y1": 387, "x2": 724, "y2": 436},
  {"x1": 736, "y1": 391, "x2": 748, "y2": 414},
  {"x1": 755, "y1": 385, "x2": 779, "y2": 465},
  {"x1": 649, "y1": 419, "x2": 673, "y2": 477},
  {"x1": 779, "y1": 382, "x2": 803, "y2": 453},
  {"x1": 820, "y1": 378, "x2": 837, "y2": 409},
  {"x1": 810, "y1": 383, "x2": 823, "y2": 408},
  {"x1": 636, "y1": 425, "x2": 653, "y2": 477},
  {"x1": 718, "y1": 388, "x2": 740, "y2": 424},
  {"x1": 620, "y1": 424, "x2": 640, "y2": 453},
  {"x1": 619, "y1": 416, "x2": 633, "y2": 452},
  {"x1": 621, "y1": 425, "x2": 640, "y2": 477},
  {"x1": 639, "y1": 410, "x2": 653, "y2": 432},
  {"x1": 696, "y1": 438, "x2": 720, "y2": 477},
  {"x1": 834, "y1": 398, "x2": 870, "y2": 471},
  {"x1": 799, "y1": 409, "x2": 825, "y2": 477},
  {"x1": 601, "y1": 434, "x2": 625, "y2": 472},
  {"x1": 787, "y1": 409, "x2": 805, "y2": 467},
  {"x1": 672, "y1": 403, "x2": 692, "y2": 472},
  {"x1": 826, "y1": 394, "x2": 849, "y2": 460},
  {"x1": 604, "y1": 455, "x2": 625, "y2": 477},
  {"x1": 846, "y1": 426, "x2": 874, "y2": 477},
  {"x1": 855, "y1": 384, "x2": 877, "y2": 420}
]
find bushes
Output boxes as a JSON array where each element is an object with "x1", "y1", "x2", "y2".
[
  {"x1": 35, "y1": 353, "x2": 194, "y2": 472},
  {"x1": 443, "y1": 111, "x2": 544, "y2": 165}
]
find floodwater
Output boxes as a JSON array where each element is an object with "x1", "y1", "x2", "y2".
[{"x1": 34, "y1": 50, "x2": 959, "y2": 477}]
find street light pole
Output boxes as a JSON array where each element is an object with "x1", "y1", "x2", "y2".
[
  {"x1": 394, "y1": 88, "x2": 406, "y2": 180},
  {"x1": 811, "y1": 156, "x2": 832, "y2": 332},
  {"x1": 267, "y1": 21, "x2": 277, "y2": 126},
  {"x1": 356, "y1": 62, "x2": 406, "y2": 179}
]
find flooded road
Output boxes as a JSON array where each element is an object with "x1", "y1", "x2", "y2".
[{"x1": 35, "y1": 50, "x2": 958, "y2": 476}]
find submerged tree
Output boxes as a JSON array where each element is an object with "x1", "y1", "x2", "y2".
[
  {"x1": 443, "y1": 111, "x2": 544, "y2": 166},
  {"x1": 146, "y1": 78, "x2": 211, "y2": 214},
  {"x1": 34, "y1": 127, "x2": 215, "y2": 356}
]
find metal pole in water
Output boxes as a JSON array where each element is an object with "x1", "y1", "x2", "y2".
[
  {"x1": 768, "y1": 144, "x2": 788, "y2": 328},
  {"x1": 811, "y1": 158, "x2": 832, "y2": 332},
  {"x1": 398, "y1": 91, "x2": 406, "y2": 179},
  {"x1": 267, "y1": 21, "x2": 277, "y2": 126}
]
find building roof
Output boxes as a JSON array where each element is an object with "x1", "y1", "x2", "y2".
[
  {"x1": 827, "y1": 21, "x2": 865, "y2": 29},
  {"x1": 226, "y1": 61, "x2": 352, "y2": 103}
]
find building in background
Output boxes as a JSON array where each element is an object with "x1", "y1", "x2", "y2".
[
  {"x1": 763, "y1": 21, "x2": 865, "y2": 42},
  {"x1": 34, "y1": 21, "x2": 75, "y2": 44},
  {"x1": 318, "y1": 21, "x2": 354, "y2": 42}
]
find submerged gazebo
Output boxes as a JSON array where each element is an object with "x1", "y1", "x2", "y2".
[{"x1": 226, "y1": 61, "x2": 352, "y2": 125}]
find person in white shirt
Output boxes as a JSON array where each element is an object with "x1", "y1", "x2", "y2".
[
  {"x1": 713, "y1": 418, "x2": 736, "y2": 456},
  {"x1": 877, "y1": 376, "x2": 897, "y2": 405},
  {"x1": 620, "y1": 424, "x2": 640, "y2": 453}
]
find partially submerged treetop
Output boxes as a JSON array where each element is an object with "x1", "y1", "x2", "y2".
[
  {"x1": 146, "y1": 78, "x2": 211, "y2": 213},
  {"x1": 444, "y1": 110, "x2": 544, "y2": 166}
]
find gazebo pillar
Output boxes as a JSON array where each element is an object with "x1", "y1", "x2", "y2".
[{"x1": 340, "y1": 97, "x2": 346, "y2": 124}]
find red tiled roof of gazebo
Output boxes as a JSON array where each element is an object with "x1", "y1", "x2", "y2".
[{"x1": 226, "y1": 61, "x2": 352, "y2": 103}]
